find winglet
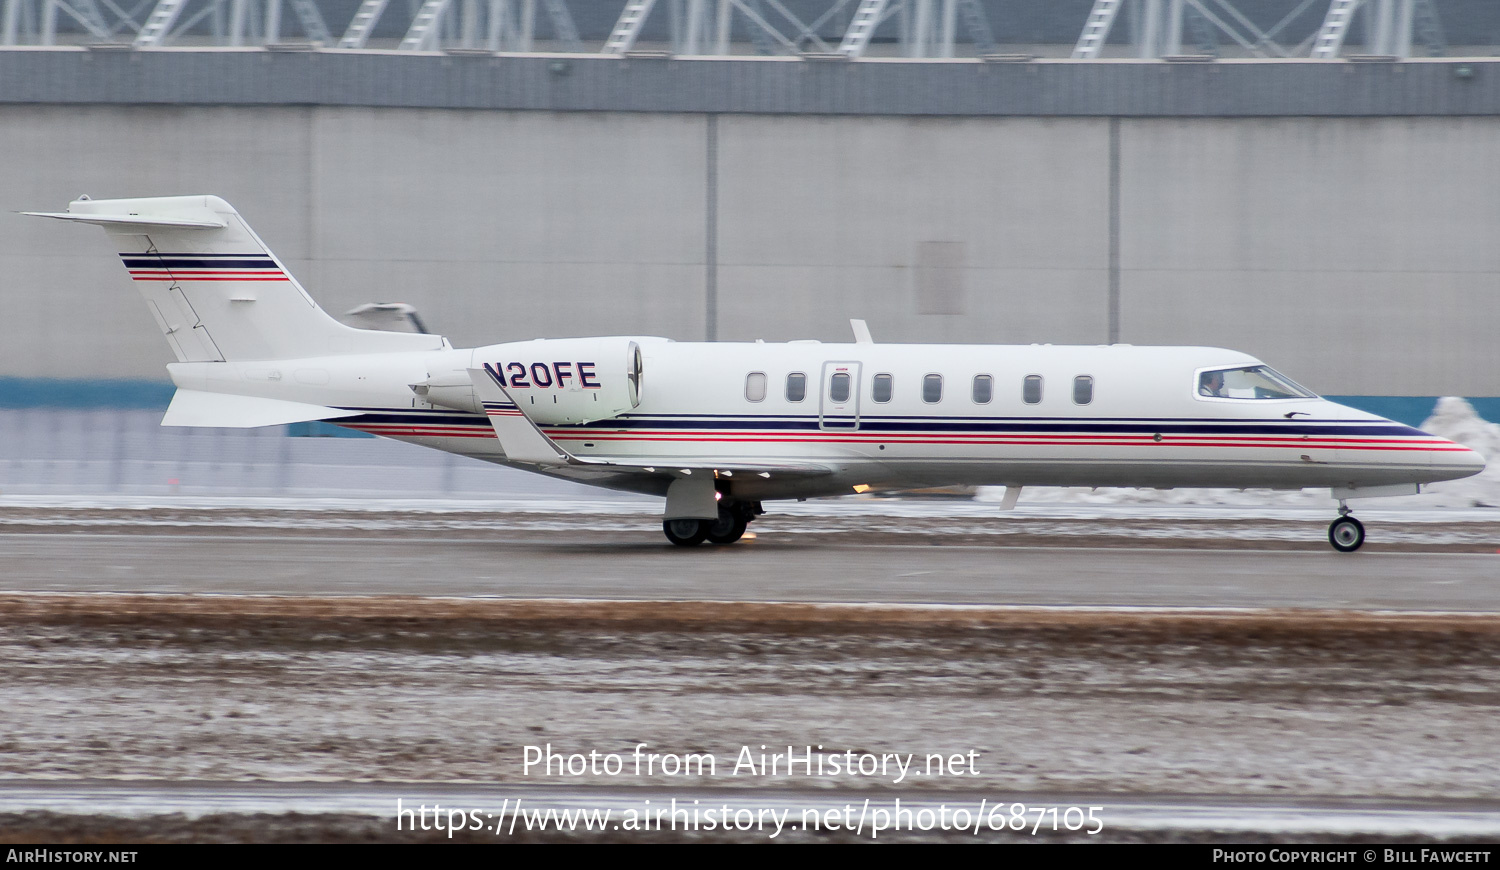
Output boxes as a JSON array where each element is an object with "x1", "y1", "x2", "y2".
[{"x1": 467, "y1": 366, "x2": 571, "y2": 465}]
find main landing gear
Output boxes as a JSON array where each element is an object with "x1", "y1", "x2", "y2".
[
  {"x1": 663, "y1": 502, "x2": 762, "y2": 547},
  {"x1": 1328, "y1": 501, "x2": 1365, "y2": 553}
]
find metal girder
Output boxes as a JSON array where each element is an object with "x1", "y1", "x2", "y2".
[
  {"x1": 602, "y1": 0, "x2": 656, "y2": 53},
  {"x1": 732, "y1": 0, "x2": 795, "y2": 54},
  {"x1": 956, "y1": 0, "x2": 995, "y2": 55},
  {"x1": 680, "y1": 0, "x2": 707, "y2": 53},
  {"x1": 482, "y1": 0, "x2": 535, "y2": 51},
  {"x1": 48, "y1": 0, "x2": 111, "y2": 38},
  {"x1": 132, "y1": 0, "x2": 188, "y2": 45},
  {"x1": 539, "y1": 0, "x2": 578, "y2": 50},
  {"x1": 1135, "y1": 0, "x2": 1164, "y2": 57},
  {"x1": 1202, "y1": 0, "x2": 1288, "y2": 55},
  {"x1": 1182, "y1": 0, "x2": 1274, "y2": 56},
  {"x1": 1311, "y1": 0, "x2": 1360, "y2": 57},
  {"x1": 903, "y1": 0, "x2": 936, "y2": 57},
  {"x1": 1358, "y1": 0, "x2": 1429, "y2": 57},
  {"x1": 838, "y1": 0, "x2": 888, "y2": 57},
  {"x1": 93, "y1": 0, "x2": 185, "y2": 36},
  {"x1": 1412, "y1": 0, "x2": 1443, "y2": 56},
  {"x1": 337, "y1": 0, "x2": 388, "y2": 48},
  {"x1": 753, "y1": 0, "x2": 832, "y2": 52},
  {"x1": 399, "y1": 0, "x2": 450, "y2": 49},
  {"x1": 2, "y1": 0, "x2": 22, "y2": 44},
  {"x1": 227, "y1": 0, "x2": 247, "y2": 42},
  {"x1": 1072, "y1": 0, "x2": 1122, "y2": 58},
  {"x1": 284, "y1": 0, "x2": 328, "y2": 42},
  {"x1": 462, "y1": 0, "x2": 478, "y2": 47},
  {"x1": 1368, "y1": 0, "x2": 1395, "y2": 54},
  {"x1": 1185, "y1": 1, "x2": 1218, "y2": 53}
]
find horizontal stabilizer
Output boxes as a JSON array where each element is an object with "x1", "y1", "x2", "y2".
[
  {"x1": 22, "y1": 211, "x2": 227, "y2": 230},
  {"x1": 161, "y1": 390, "x2": 359, "y2": 428}
]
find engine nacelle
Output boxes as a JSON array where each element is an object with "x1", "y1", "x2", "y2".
[{"x1": 475, "y1": 337, "x2": 643, "y2": 425}]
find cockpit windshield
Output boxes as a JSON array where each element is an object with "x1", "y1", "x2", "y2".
[{"x1": 1197, "y1": 365, "x2": 1316, "y2": 400}]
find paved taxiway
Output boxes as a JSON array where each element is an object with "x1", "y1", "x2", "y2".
[{"x1": 2, "y1": 532, "x2": 1498, "y2": 611}]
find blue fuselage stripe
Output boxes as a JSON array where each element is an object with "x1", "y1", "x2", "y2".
[{"x1": 334, "y1": 408, "x2": 1424, "y2": 437}]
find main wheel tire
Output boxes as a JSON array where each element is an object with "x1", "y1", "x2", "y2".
[
  {"x1": 705, "y1": 509, "x2": 749, "y2": 545},
  {"x1": 663, "y1": 518, "x2": 709, "y2": 547},
  {"x1": 1328, "y1": 516, "x2": 1365, "y2": 553}
]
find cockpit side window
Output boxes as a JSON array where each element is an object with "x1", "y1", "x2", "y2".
[{"x1": 1197, "y1": 366, "x2": 1316, "y2": 400}]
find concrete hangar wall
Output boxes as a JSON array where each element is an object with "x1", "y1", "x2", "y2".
[{"x1": 2, "y1": 50, "x2": 1499, "y2": 401}]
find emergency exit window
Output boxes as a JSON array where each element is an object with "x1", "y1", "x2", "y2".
[{"x1": 829, "y1": 372, "x2": 851, "y2": 403}]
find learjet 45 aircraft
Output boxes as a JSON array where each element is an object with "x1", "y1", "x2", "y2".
[{"x1": 28, "y1": 195, "x2": 1486, "y2": 551}]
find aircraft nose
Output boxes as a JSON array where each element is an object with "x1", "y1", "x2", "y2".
[{"x1": 1435, "y1": 441, "x2": 1486, "y2": 479}]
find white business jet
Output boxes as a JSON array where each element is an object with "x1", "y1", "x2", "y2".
[{"x1": 28, "y1": 195, "x2": 1484, "y2": 551}]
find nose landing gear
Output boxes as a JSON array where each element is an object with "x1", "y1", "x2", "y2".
[{"x1": 1328, "y1": 502, "x2": 1365, "y2": 553}]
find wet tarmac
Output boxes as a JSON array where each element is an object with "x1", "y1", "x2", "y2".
[
  {"x1": 3, "y1": 505, "x2": 1498, "y2": 843},
  {"x1": 1, "y1": 529, "x2": 1498, "y2": 611}
]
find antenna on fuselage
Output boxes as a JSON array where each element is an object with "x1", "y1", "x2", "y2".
[{"x1": 850, "y1": 319, "x2": 874, "y2": 344}]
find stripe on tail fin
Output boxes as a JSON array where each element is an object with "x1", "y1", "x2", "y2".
[{"x1": 31, "y1": 195, "x2": 446, "y2": 363}]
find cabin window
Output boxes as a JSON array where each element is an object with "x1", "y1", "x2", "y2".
[
  {"x1": 745, "y1": 372, "x2": 767, "y2": 402},
  {"x1": 1197, "y1": 365, "x2": 1316, "y2": 400},
  {"x1": 872, "y1": 373, "x2": 893, "y2": 403},
  {"x1": 829, "y1": 372, "x2": 851, "y2": 403},
  {"x1": 1073, "y1": 375, "x2": 1093, "y2": 405},
  {"x1": 786, "y1": 372, "x2": 807, "y2": 402},
  {"x1": 1023, "y1": 375, "x2": 1043, "y2": 405},
  {"x1": 923, "y1": 374, "x2": 943, "y2": 404},
  {"x1": 972, "y1": 374, "x2": 993, "y2": 404}
]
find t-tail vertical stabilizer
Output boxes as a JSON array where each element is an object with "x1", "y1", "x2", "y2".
[{"x1": 26, "y1": 195, "x2": 446, "y2": 362}]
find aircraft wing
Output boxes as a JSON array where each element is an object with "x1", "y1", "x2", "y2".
[{"x1": 466, "y1": 367, "x2": 832, "y2": 478}]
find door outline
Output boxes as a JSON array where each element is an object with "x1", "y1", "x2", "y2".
[{"x1": 819, "y1": 361, "x2": 862, "y2": 430}]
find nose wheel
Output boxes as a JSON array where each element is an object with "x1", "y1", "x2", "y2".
[{"x1": 1328, "y1": 504, "x2": 1365, "y2": 553}]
